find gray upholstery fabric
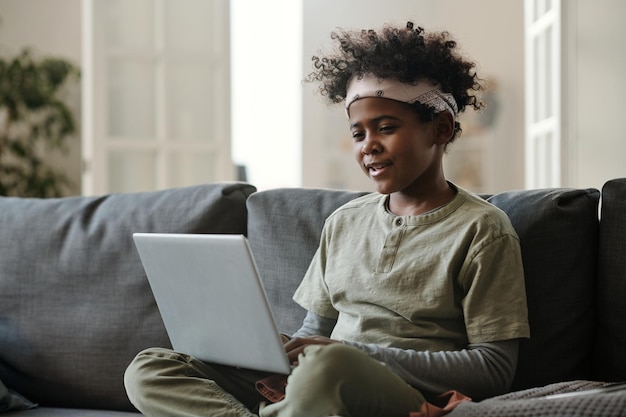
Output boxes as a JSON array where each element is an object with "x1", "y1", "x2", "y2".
[
  {"x1": 488, "y1": 189, "x2": 600, "y2": 391},
  {"x1": 246, "y1": 188, "x2": 368, "y2": 336},
  {"x1": 594, "y1": 178, "x2": 626, "y2": 382},
  {"x1": 0, "y1": 183, "x2": 255, "y2": 412}
]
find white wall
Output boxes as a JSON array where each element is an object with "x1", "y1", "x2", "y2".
[
  {"x1": 0, "y1": 0, "x2": 83, "y2": 195},
  {"x1": 302, "y1": 0, "x2": 526, "y2": 193},
  {"x1": 568, "y1": 0, "x2": 626, "y2": 190}
]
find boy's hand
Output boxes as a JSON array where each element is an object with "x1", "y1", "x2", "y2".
[{"x1": 283, "y1": 336, "x2": 339, "y2": 364}]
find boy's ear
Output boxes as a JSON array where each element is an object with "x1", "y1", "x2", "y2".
[{"x1": 434, "y1": 112, "x2": 455, "y2": 145}]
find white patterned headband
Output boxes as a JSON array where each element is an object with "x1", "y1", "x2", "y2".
[{"x1": 345, "y1": 73, "x2": 458, "y2": 118}]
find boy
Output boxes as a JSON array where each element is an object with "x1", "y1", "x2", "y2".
[{"x1": 125, "y1": 21, "x2": 529, "y2": 417}]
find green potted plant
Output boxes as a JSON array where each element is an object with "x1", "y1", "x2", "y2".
[{"x1": 0, "y1": 48, "x2": 80, "y2": 197}]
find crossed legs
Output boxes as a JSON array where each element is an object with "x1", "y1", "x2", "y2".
[{"x1": 124, "y1": 344, "x2": 425, "y2": 417}]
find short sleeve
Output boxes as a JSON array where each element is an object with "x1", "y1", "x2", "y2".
[
  {"x1": 292, "y1": 229, "x2": 339, "y2": 319},
  {"x1": 460, "y1": 234, "x2": 531, "y2": 343}
]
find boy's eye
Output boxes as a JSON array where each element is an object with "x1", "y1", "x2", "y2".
[
  {"x1": 380, "y1": 125, "x2": 396, "y2": 133},
  {"x1": 351, "y1": 131, "x2": 365, "y2": 140}
]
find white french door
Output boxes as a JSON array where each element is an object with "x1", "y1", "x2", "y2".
[
  {"x1": 524, "y1": 0, "x2": 562, "y2": 188},
  {"x1": 82, "y1": 0, "x2": 232, "y2": 195}
]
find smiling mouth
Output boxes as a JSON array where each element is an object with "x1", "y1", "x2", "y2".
[{"x1": 366, "y1": 162, "x2": 391, "y2": 175}]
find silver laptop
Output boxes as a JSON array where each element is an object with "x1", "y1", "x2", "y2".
[{"x1": 132, "y1": 233, "x2": 291, "y2": 375}]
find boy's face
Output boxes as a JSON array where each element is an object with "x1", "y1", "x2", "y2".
[{"x1": 348, "y1": 97, "x2": 447, "y2": 196}]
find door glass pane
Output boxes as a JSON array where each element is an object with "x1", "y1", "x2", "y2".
[
  {"x1": 164, "y1": 0, "x2": 215, "y2": 52},
  {"x1": 533, "y1": 0, "x2": 541, "y2": 21},
  {"x1": 533, "y1": 0, "x2": 553, "y2": 21},
  {"x1": 168, "y1": 151, "x2": 216, "y2": 186},
  {"x1": 533, "y1": 30, "x2": 553, "y2": 123},
  {"x1": 545, "y1": 0, "x2": 553, "y2": 13},
  {"x1": 108, "y1": 151, "x2": 156, "y2": 193},
  {"x1": 107, "y1": 58, "x2": 156, "y2": 138},
  {"x1": 543, "y1": 27, "x2": 553, "y2": 119},
  {"x1": 165, "y1": 63, "x2": 215, "y2": 141},
  {"x1": 533, "y1": 36, "x2": 543, "y2": 122},
  {"x1": 104, "y1": 0, "x2": 155, "y2": 50}
]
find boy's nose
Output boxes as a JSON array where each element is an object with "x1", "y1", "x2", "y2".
[{"x1": 361, "y1": 138, "x2": 381, "y2": 155}]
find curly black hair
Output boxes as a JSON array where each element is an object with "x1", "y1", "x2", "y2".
[{"x1": 307, "y1": 22, "x2": 485, "y2": 142}]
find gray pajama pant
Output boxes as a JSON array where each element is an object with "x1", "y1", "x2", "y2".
[{"x1": 124, "y1": 343, "x2": 425, "y2": 417}]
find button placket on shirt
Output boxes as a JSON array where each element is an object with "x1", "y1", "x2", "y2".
[{"x1": 376, "y1": 217, "x2": 406, "y2": 273}]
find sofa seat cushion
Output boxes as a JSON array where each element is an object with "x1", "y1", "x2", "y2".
[{"x1": 0, "y1": 183, "x2": 255, "y2": 411}]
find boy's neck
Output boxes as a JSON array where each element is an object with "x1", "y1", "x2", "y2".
[{"x1": 388, "y1": 182, "x2": 457, "y2": 216}]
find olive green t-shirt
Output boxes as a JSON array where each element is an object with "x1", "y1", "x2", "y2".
[{"x1": 293, "y1": 186, "x2": 530, "y2": 352}]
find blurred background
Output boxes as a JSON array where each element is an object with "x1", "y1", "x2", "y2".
[{"x1": 0, "y1": 0, "x2": 624, "y2": 197}]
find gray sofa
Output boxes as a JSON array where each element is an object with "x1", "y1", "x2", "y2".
[{"x1": 0, "y1": 179, "x2": 625, "y2": 416}]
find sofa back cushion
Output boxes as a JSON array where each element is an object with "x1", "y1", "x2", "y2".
[
  {"x1": 246, "y1": 188, "x2": 368, "y2": 335},
  {"x1": 487, "y1": 188, "x2": 600, "y2": 390},
  {"x1": 247, "y1": 186, "x2": 600, "y2": 392},
  {"x1": 594, "y1": 178, "x2": 626, "y2": 381},
  {"x1": 0, "y1": 183, "x2": 255, "y2": 411}
]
